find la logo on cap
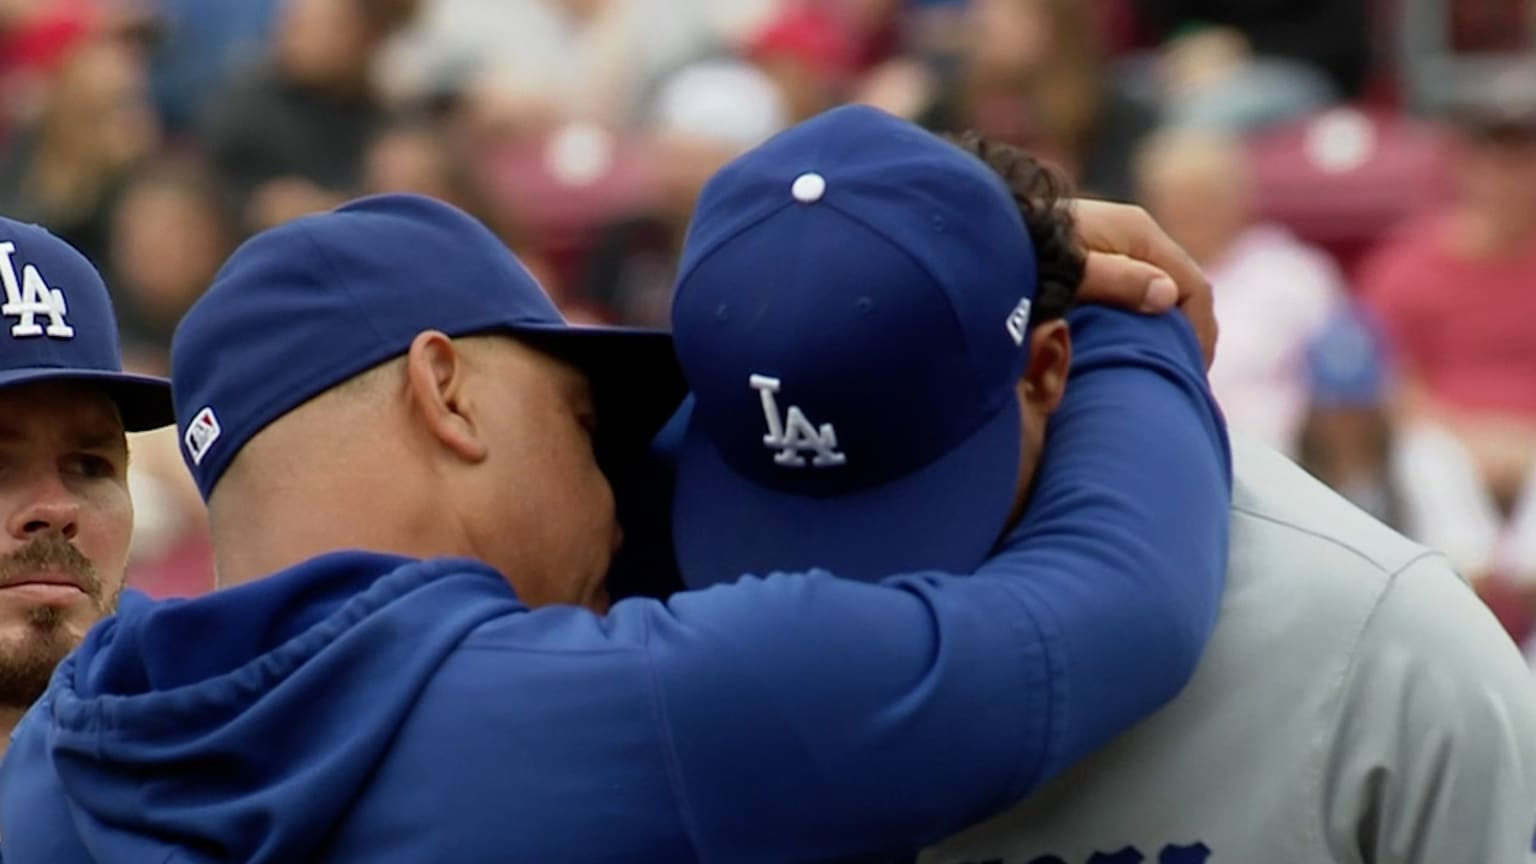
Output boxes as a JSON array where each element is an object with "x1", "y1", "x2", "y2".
[
  {"x1": 185, "y1": 406, "x2": 222, "y2": 466},
  {"x1": 751, "y1": 374, "x2": 846, "y2": 468},
  {"x1": 0, "y1": 241, "x2": 74, "y2": 339}
]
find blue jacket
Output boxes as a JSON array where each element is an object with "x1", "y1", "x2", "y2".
[{"x1": 0, "y1": 308, "x2": 1230, "y2": 863}]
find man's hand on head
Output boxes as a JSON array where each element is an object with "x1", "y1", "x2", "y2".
[{"x1": 1070, "y1": 200, "x2": 1218, "y2": 369}]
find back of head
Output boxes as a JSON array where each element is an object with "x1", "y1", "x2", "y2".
[
  {"x1": 949, "y1": 131, "x2": 1083, "y2": 324},
  {"x1": 171, "y1": 194, "x2": 683, "y2": 593}
]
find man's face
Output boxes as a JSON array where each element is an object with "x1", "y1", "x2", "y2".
[
  {"x1": 463, "y1": 339, "x2": 618, "y2": 611},
  {"x1": 0, "y1": 382, "x2": 131, "y2": 708}
]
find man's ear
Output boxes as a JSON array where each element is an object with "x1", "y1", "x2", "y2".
[
  {"x1": 1020, "y1": 319, "x2": 1071, "y2": 415},
  {"x1": 404, "y1": 330, "x2": 489, "y2": 464}
]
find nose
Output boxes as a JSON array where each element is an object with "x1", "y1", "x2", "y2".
[{"x1": 7, "y1": 471, "x2": 80, "y2": 542}]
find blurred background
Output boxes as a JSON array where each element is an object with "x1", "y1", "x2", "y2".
[{"x1": 3, "y1": 0, "x2": 1534, "y2": 662}]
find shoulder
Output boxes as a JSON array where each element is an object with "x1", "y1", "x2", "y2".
[
  {"x1": 1229, "y1": 435, "x2": 1430, "y2": 579},
  {"x1": 1350, "y1": 553, "x2": 1536, "y2": 714}
]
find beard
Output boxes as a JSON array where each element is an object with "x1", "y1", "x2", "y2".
[{"x1": 0, "y1": 537, "x2": 117, "y2": 710}]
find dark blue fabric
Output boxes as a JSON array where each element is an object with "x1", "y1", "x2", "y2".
[{"x1": 0, "y1": 308, "x2": 1228, "y2": 864}]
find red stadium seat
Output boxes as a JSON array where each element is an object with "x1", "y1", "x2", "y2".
[
  {"x1": 477, "y1": 123, "x2": 662, "y2": 292},
  {"x1": 1246, "y1": 107, "x2": 1454, "y2": 279}
]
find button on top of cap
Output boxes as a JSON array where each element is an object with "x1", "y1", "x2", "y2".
[{"x1": 791, "y1": 172, "x2": 826, "y2": 203}]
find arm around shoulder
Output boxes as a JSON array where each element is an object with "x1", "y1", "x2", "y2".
[{"x1": 616, "y1": 308, "x2": 1231, "y2": 862}]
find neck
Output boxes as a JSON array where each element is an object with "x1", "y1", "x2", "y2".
[{"x1": 209, "y1": 463, "x2": 468, "y2": 590}]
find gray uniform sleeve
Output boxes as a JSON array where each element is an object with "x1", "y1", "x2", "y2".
[{"x1": 1322, "y1": 553, "x2": 1536, "y2": 863}]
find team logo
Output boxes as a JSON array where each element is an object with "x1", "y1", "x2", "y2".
[
  {"x1": 0, "y1": 241, "x2": 75, "y2": 339},
  {"x1": 185, "y1": 407, "x2": 222, "y2": 466},
  {"x1": 1006, "y1": 296, "x2": 1032, "y2": 347},
  {"x1": 750, "y1": 374, "x2": 847, "y2": 468}
]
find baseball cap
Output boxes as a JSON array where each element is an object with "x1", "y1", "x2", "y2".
[
  {"x1": 171, "y1": 193, "x2": 685, "y2": 499},
  {"x1": 1306, "y1": 305, "x2": 1389, "y2": 409},
  {"x1": 0, "y1": 216, "x2": 172, "y2": 431},
  {"x1": 670, "y1": 104, "x2": 1038, "y2": 585}
]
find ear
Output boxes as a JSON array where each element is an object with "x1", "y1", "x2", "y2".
[
  {"x1": 1018, "y1": 319, "x2": 1071, "y2": 416},
  {"x1": 404, "y1": 331, "x2": 489, "y2": 464}
]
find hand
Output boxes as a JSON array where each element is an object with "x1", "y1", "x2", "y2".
[{"x1": 1071, "y1": 200, "x2": 1218, "y2": 369}]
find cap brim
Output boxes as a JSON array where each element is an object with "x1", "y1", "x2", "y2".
[
  {"x1": 672, "y1": 396, "x2": 1022, "y2": 587},
  {"x1": 0, "y1": 368, "x2": 174, "y2": 432},
  {"x1": 512, "y1": 324, "x2": 688, "y2": 473}
]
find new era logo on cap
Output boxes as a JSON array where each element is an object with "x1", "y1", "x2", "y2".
[{"x1": 185, "y1": 407, "x2": 221, "y2": 466}]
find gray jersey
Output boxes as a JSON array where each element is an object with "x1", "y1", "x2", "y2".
[{"x1": 922, "y1": 436, "x2": 1536, "y2": 864}]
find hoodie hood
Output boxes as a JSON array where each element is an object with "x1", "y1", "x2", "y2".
[{"x1": 0, "y1": 551, "x2": 521, "y2": 864}]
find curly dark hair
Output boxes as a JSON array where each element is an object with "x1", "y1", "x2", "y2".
[{"x1": 949, "y1": 131, "x2": 1085, "y2": 326}]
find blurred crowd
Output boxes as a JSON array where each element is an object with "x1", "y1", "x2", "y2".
[{"x1": 2, "y1": 0, "x2": 1534, "y2": 655}]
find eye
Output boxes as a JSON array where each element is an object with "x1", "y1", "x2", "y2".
[{"x1": 69, "y1": 454, "x2": 119, "y2": 479}]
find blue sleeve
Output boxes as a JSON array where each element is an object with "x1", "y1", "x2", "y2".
[
  {"x1": 622, "y1": 307, "x2": 1230, "y2": 863},
  {"x1": 1002, "y1": 305, "x2": 1231, "y2": 782}
]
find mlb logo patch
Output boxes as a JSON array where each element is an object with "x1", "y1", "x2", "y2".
[{"x1": 185, "y1": 407, "x2": 222, "y2": 466}]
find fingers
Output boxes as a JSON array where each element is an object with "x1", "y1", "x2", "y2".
[
  {"x1": 1072, "y1": 200, "x2": 1219, "y2": 369},
  {"x1": 1073, "y1": 201, "x2": 1206, "y2": 302},
  {"x1": 1080, "y1": 252, "x2": 1179, "y2": 313}
]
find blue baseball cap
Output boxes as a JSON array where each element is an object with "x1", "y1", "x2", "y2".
[
  {"x1": 1306, "y1": 305, "x2": 1389, "y2": 409},
  {"x1": 171, "y1": 193, "x2": 685, "y2": 499},
  {"x1": 0, "y1": 216, "x2": 172, "y2": 431},
  {"x1": 670, "y1": 105, "x2": 1038, "y2": 585}
]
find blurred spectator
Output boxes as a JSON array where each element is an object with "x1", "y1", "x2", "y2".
[
  {"x1": 146, "y1": 0, "x2": 280, "y2": 133},
  {"x1": 1158, "y1": 24, "x2": 1337, "y2": 132},
  {"x1": 579, "y1": 58, "x2": 787, "y2": 327},
  {"x1": 200, "y1": 0, "x2": 420, "y2": 233},
  {"x1": 917, "y1": 0, "x2": 1159, "y2": 202},
  {"x1": 0, "y1": 20, "x2": 159, "y2": 265},
  {"x1": 1296, "y1": 305, "x2": 1536, "y2": 612},
  {"x1": 1296, "y1": 304, "x2": 1400, "y2": 527},
  {"x1": 1359, "y1": 66, "x2": 1536, "y2": 516},
  {"x1": 1297, "y1": 302, "x2": 1536, "y2": 653},
  {"x1": 362, "y1": 114, "x2": 470, "y2": 208},
  {"x1": 744, "y1": 1, "x2": 857, "y2": 122},
  {"x1": 1133, "y1": 0, "x2": 1372, "y2": 101},
  {"x1": 107, "y1": 156, "x2": 236, "y2": 363},
  {"x1": 1135, "y1": 127, "x2": 1344, "y2": 457},
  {"x1": 382, "y1": 0, "x2": 775, "y2": 131}
]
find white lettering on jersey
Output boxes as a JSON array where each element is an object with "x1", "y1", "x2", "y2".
[
  {"x1": 750, "y1": 374, "x2": 847, "y2": 468},
  {"x1": 1005, "y1": 296, "x2": 1032, "y2": 347},
  {"x1": 0, "y1": 242, "x2": 74, "y2": 339}
]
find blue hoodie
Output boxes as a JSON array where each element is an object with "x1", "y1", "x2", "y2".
[{"x1": 0, "y1": 308, "x2": 1230, "y2": 863}]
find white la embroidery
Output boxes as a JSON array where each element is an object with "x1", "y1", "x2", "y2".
[
  {"x1": 750, "y1": 374, "x2": 847, "y2": 468},
  {"x1": 0, "y1": 242, "x2": 74, "y2": 339}
]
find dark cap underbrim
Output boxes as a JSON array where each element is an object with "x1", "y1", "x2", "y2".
[
  {"x1": 0, "y1": 368, "x2": 174, "y2": 432},
  {"x1": 510, "y1": 324, "x2": 688, "y2": 475}
]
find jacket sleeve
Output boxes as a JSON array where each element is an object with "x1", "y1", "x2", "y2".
[{"x1": 624, "y1": 308, "x2": 1232, "y2": 863}]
